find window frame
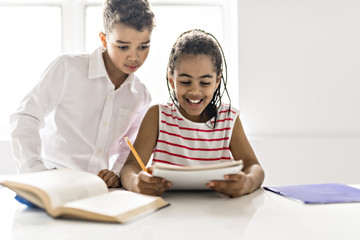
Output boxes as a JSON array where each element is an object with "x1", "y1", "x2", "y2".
[{"x1": 0, "y1": 0, "x2": 238, "y2": 136}]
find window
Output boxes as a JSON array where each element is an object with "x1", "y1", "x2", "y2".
[
  {"x1": 0, "y1": 1, "x2": 62, "y2": 135},
  {"x1": 0, "y1": 0, "x2": 238, "y2": 136}
]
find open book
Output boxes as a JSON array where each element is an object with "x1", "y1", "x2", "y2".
[
  {"x1": 0, "y1": 169, "x2": 169, "y2": 223},
  {"x1": 152, "y1": 160, "x2": 243, "y2": 190}
]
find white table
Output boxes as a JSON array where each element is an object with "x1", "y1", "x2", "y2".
[{"x1": 1, "y1": 186, "x2": 360, "y2": 240}]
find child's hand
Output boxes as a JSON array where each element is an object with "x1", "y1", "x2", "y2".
[
  {"x1": 98, "y1": 169, "x2": 121, "y2": 188},
  {"x1": 135, "y1": 167, "x2": 172, "y2": 196},
  {"x1": 206, "y1": 171, "x2": 250, "y2": 198}
]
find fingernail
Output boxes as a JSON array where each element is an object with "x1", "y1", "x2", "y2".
[{"x1": 224, "y1": 175, "x2": 230, "y2": 180}]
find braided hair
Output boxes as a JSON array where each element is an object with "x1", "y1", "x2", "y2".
[{"x1": 166, "y1": 29, "x2": 231, "y2": 128}]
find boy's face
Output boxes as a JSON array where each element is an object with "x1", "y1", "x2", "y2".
[
  {"x1": 103, "y1": 23, "x2": 151, "y2": 76},
  {"x1": 168, "y1": 54, "x2": 220, "y2": 122}
]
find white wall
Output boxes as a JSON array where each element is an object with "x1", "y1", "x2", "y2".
[
  {"x1": 238, "y1": 0, "x2": 360, "y2": 185},
  {"x1": 2, "y1": 1, "x2": 360, "y2": 185}
]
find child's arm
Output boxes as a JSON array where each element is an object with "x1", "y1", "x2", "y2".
[
  {"x1": 10, "y1": 56, "x2": 66, "y2": 173},
  {"x1": 207, "y1": 117, "x2": 265, "y2": 198},
  {"x1": 120, "y1": 105, "x2": 171, "y2": 196}
]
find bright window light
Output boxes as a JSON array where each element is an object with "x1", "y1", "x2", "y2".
[
  {"x1": 86, "y1": 4, "x2": 225, "y2": 105},
  {"x1": 0, "y1": 0, "x2": 237, "y2": 135},
  {"x1": 0, "y1": 6, "x2": 61, "y2": 133}
]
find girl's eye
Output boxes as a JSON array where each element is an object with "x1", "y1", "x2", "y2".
[
  {"x1": 201, "y1": 82, "x2": 211, "y2": 86},
  {"x1": 139, "y1": 45, "x2": 149, "y2": 50},
  {"x1": 180, "y1": 81, "x2": 191, "y2": 85}
]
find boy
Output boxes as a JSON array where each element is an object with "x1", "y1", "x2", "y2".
[{"x1": 9, "y1": 0, "x2": 154, "y2": 187}]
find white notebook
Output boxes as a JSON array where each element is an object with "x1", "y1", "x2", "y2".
[{"x1": 152, "y1": 161, "x2": 244, "y2": 190}]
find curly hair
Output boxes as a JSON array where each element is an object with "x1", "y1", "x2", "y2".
[
  {"x1": 103, "y1": 0, "x2": 155, "y2": 34},
  {"x1": 166, "y1": 29, "x2": 231, "y2": 128}
]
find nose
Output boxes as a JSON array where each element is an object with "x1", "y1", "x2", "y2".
[
  {"x1": 189, "y1": 83, "x2": 202, "y2": 95},
  {"x1": 128, "y1": 50, "x2": 139, "y2": 61}
]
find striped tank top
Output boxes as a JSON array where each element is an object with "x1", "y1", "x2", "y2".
[{"x1": 152, "y1": 102, "x2": 240, "y2": 167}]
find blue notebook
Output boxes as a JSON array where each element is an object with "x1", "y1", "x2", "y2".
[
  {"x1": 264, "y1": 183, "x2": 360, "y2": 204},
  {"x1": 15, "y1": 194, "x2": 39, "y2": 208}
]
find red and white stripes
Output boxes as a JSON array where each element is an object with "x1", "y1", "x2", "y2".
[{"x1": 152, "y1": 103, "x2": 239, "y2": 167}]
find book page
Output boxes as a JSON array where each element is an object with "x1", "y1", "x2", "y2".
[
  {"x1": 152, "y1": 161, "x2": 243, "y2": 190},
  {"x1": 154, "y1": 161, "x2": 243, "y2": 171},
  {"x1": 3, "y1": 169, "x2": 108, "y2": 209},
  {"x1": 61, "y1": 190, "x2": 169, "y2": 222}
]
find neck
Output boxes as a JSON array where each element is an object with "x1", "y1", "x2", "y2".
[{"x1": 102, "y1": 51, "x2": 128, "y2": 90}]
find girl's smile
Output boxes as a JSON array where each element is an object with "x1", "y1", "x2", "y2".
[
  {"x1": 187, "y1": 98, "x2": 202, "y2": 104},
  {"x1": 184, "y1": 97, "x2": 205, "y2": 113}
]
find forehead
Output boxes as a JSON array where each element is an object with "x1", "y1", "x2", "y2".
[
  {"x1": 175, "y1": 54, "x2": 215, "y2": 74},
  {"x1": 108, "y1": 23, "x2": 151, "y2": 43}
]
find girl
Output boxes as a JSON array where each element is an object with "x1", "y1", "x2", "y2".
[{"x1": 120, "y1": 29, "x2": 264, "y2": 197}]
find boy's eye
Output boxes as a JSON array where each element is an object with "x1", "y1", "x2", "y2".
[
  {"x1": 118, "y1": 46, "x2": 129, "y2": 50},
  {"x1": 139, "y1": 45, "x2": 149, "y2": 50}
]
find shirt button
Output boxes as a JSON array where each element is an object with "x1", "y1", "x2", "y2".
[
  {"x1": 96, "y1": 148, "x2": 102, "y2": 155},
  {"x1": 102, "y1": 121, "x2": 108, "y2": 127}
]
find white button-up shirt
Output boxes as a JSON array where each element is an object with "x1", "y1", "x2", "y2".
[{"x1": 9, "y1": 47, "x2": 151, "y2": 175}]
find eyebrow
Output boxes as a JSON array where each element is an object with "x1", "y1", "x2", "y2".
[
  {"x1": 116, "y1": 40, "x2": 151, "y2": 44},
  {"x1": 178, "y1": 73, "x2": 214, "y2": 79}
]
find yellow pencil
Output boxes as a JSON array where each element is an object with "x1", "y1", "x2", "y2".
[{"x1": 124, "y1": 136, "x2": 149, "y2": 173}]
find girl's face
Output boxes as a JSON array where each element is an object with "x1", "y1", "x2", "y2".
[{"x1": 168, "y1": 54, "x2": 220, "y2": 122}]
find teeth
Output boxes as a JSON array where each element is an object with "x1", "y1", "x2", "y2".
[{"x1": 189, "y1": 99, "x2": 201, "y2": 104}]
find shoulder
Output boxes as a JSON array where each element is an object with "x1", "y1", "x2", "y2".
[
  {"x1": 132, "y1": 75, "x2": 151, "y2": 97},
  {"x1": 218, "y1": 104, "x2": 240, "y2": 118},
  {"x1": 145, "y1": 103, "x2": 178, "y2": 122},
  {"x1": 147, "y1": 104, "x2": 159, "y2": 117},
  {"x1": 158, "y1": 102, "x2": 175, "y2": 112},
  {"x1": 37, "y1": 54, "x2": 73, "y2": 80},
  {"x1": 132, "y1": 75, "x2": 149, "y2": 90},
  {"x1": 157, "y1": 102, "x2": 180, "y2": 120},
  {"x1": 140, "y1": 105, "x2": 159, "y2": 131},
  {"x1": 58, "y1": 52, "x2": 89, "y2": 63},
  {"x1": 125, "y1": 74, "x2": 152, "y2": 110},
  {"x1": 48, "y1": 52, "x2": 90, "y2": 73},
  {"x1": 158, "y1": 102, "x2": 178, "y2": 113},
  {"x1": 142, "y1": 104, "x2": 160, "y2": 123}
]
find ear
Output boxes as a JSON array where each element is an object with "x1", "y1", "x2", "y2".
[
  {"x1": 99, "y1": 32, "x2": 107, "y2": 48},
  {"x1": 215, "y1": 73, "x2": 221, "y2": 89},
  {"x1": 168, "y1": 72, "x2": 175, "y2": 89}
]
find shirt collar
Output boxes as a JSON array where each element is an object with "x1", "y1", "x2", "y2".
[
  {"x1": 88, "y1": 46, "x2": 137, "y2": 91},
  {"x1": 88, "y1": 46, "x2": 108, "y2": 79},
  {"x1": 123, "y1": 73, "x2": 139, "y2": 94}
]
